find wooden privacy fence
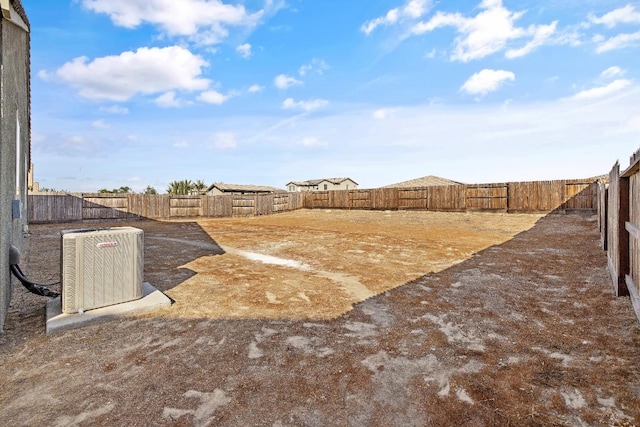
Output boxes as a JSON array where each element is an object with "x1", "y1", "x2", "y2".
[
  {"x1": 29, "y1": 178, "x2": 597, "y2": 224},
  {"x1": 28, "y1": 192, "x2": 305, "y2": 223},
  {"x1": 304, "y1": 179, "x2": 598, "y2": 213},
  {"x1": 600, "y1": 149, "x2": 640, "y2": 322}
]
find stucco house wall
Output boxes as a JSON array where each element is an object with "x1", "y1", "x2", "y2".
[
  {"x1": 287, "y1": 178, "x2": 358, "y2": 192},
  {"x1": 0, "y1": 0, "x2": 30, "y2": 330},
  {"x1": 317, "y1": 179, "x2": 357, "y2": 191}
]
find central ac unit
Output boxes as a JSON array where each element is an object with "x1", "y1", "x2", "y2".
[{"x1": 61, "y1": 226, "x2": 144, "y2": 314}]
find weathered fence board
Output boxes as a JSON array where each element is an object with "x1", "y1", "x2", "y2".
[
  {"x1": 466, "y1": 184, "x2": 507, "y2": 211},
  {"x1": 305, "y1": 192, "x2": 330, "y2": 209},
  {"x1": 28, "y1": 195, "x2": 82, "y2": 223},
  {"x1": 598, "y1": 180, "x2": 608, "y2": 250},
  {"x1": 256, "y1": 194, "x2": 274, "y2": 216},
  {"x1": 272, "y1": 194, "x2": 289, "y2": 213},
  {"x1": 203, "y1": 195, "x2": 232, "y2": 218},
  {"x1": 623, "y1": 155, "x2": 640, "y2": 319},
  {"x1": 606, "y1": 163, "x2": 629, "y2": 297},
  {"x1": 349, "y1": 190, "x2": 372, "y2": 209},
  {"x1": 562, "y1": 181, "x2": 598, "y2": 211},
  {"x1": 370, "y1": 188, "x2": 398, "y2": 210},
  {"x1": 428, "y1": 185, "x2": 466, "y2": 211},
  {"x1": 398, "y1": 188, "x2": 428, "y2": 209},
  {"x1": 83, "y1": 195, "x2": 130, "y2": 220},
  {"x1": 170, "y1": 196, "x2": 202, "y2": 217},
  {"x1": 232, "y1": 196, "x2": 256, "y2": 217}
]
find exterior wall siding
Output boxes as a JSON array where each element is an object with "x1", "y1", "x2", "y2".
[{"x1": 0, "y1": 1, "x2": 30, "y2": 330}]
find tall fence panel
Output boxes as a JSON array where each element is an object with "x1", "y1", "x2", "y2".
[
  {"x1": 626, "y1": 168, "x2": 640, "y2": 318},
  {"x1": 509, "y1": 181, "x2": 556, "y2": 212},
  {"x1": 232, "y1": 196, "x2": 256, "y2": 217},
  {"x1": 304, "y1": 191, "x2": 331, "y2": 209},
  {"x1": 202, "y1": 195, "x2": 232, "y2": 218},
  {"x1": 598, "y1": 181, "x2": 608, "y2": 250},
  {"x1": 370, "y1": 188, "x2": 398, "y2": 210},
  {"x1": 83, "y1": 195, "x2": 130, "y2": 220},
  {"x1": 349, "y1": 190, "x2": 372, "y2": 209},
  {"x1": 287, "y1": 192, "x2": 304, "y2": 211},
  {"x1": 427, "y1": 185, "x2": 466, "y2": 211},
  {"x1": 562, "y1": 180, "x2": 599, "y2": 211},
  {"x1": 466, "y1": 184, "x2": 508, "y2": 211},
  {"x1": 256, "y1": 194, "x2": 274, "y2": 216},
  {"x1": 606, "y1": 162, "x2": 629, "y2": 297},
  {"x1": 170, "y1": 196, "x2": 202, "y2": 218},
  {"x1": 28, "y1": 194, "x2": 82, "y2": 223},
  {"x1": 330, "y1": 190, "x2": 350, "y2": 209},
  {"x1": 597, "y1": 148, "x2": 640, "y2": 322},
  {"x1": 398, "y1": 188, "x2": 428, "y2": 209}
]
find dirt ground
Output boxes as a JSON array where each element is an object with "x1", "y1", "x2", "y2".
[{"x1": 0, "y1": 209, "x2": 639, "y2": 426}]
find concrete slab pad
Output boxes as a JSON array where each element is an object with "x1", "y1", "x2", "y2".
[{"x1": 46, "y1": 282, "x2": 171, "y2": 336}]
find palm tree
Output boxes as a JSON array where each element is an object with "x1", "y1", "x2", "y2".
[
  {"x1": 193, "y1": 179, "x2": 207, "y2": 195},
  {"x1": 167, "y1": 179, "x2": 194, "y2": 195}
]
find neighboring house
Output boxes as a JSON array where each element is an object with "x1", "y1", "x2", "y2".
[
  {"x1": 1, "y1": 0, "x2": 30, "y2": 330},
  {"x1": 206, "y1": 183, "x2": 285, "y2": 196},
  {"x1": 287, "y1": 178, "x2": 358, "y2": 192},
  {"x1": 383, "y1": 175, "x2": 463, "y2": 188}
]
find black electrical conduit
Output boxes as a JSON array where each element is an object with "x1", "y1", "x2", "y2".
[
  {"x1": 10, "y1": 264, "x2": 60, "y2": 298},
  {"x1": 9, "y1": 246, "x2": 60, "y2": 298}
]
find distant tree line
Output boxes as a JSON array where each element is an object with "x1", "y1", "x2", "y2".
[
  {"x1": 94, "y1": 180, "x2": 208, "y2": 195},
  {"x1": 39, "y1": 181, "x2": 210, "y2": 195}
]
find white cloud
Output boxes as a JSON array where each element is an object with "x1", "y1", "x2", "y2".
[
  {"x1": 595, "y1": 31, "x2": 640, "y2": 53},
  {"x1": 248, "y1": 84, "x2": 264, "y2": 93},
  {"x1": 274, "y1": 74, "x2": 303, "y2": 89},
  {"x1": 505, "y1": 21, "x2": 557, "y2": 58},
  {"x1": 80, "y1": 0, "x2": 272, "y2": 45},
  {"x1": 373, "y1": 108, "x2": 394, "y2": 119},
  {"x1": 212, "y1": 132, "x2": 237, "y2": 149},
  {"x1": 460, "y1": 69, "x2": 515, "y2": 96},
  {"x1": 37, "y1": 69, "x2": 51, "y2": 80},
  {"x1": 155, "y1": 91, "x2": 190, "y2": 108},
  {"x1": 298, "y1": 58, "x2": 329, "y2": 76},
  {"x1": 589, "y1": 5, "x2": 640, "y2": 28},
  {"x1": 197, "y1": 90, "x2": 229, "y2": 105},
  {"x1": 570, "y1": 79, "x2": 631, "y2": 100},
  {"x1": 361, "y1": 0, "x2": 431, "y2": 35},
  {"x1": 54, "y1": 46, "x2": 210, "y2": 101},
  {"x1": 173, "y1": 140, "x2": 189, "y2": 148},
  {"x1": 91, "y1": 119, "x2": 109, "y2": 128},
  {"x1": 411, "y1": 0, "x2": 556, "y2": 62},
  {"x1": 100, "y1": 105, "x2": 129, "y2": 114},
  {"x1": 236, "y1": 43, "x2": 252, "y2": 58},
  {"x1": 282, "y1": 98, "x2": 329, "y2": 112},
  {"x1": 300, "y1": 137, "x2": 327, "y2": 148},
  {"x1": 601, "y1": 66, "x2": 625, "y2": 79}
]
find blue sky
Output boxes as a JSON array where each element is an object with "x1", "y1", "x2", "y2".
[{"x1": 26, "y1": 0, "x2": 640, "y2": 192}]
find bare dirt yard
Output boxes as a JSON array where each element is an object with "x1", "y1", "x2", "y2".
[{"x1": 0, "y1": 209, "x2": 639, "y2": 426}]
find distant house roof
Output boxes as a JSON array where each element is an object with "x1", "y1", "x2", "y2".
[
  {"x1": 287, "y1": 177, "x2": 358, "y2": 186},
  {"x1": 383, "y1": 175, "x2": 463, "y2": 188},
  {"x1": 206, "y1": 183, "x2": 285, "y2": 194}
]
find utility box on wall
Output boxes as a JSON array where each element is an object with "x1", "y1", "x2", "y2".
[{"x1": 61, "y1": 227, "x2": 144, "y2": 314}]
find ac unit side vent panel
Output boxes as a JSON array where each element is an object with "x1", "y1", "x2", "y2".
[{"x1": 61, "y1": 227, "x2": 144, "y2": 314}]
